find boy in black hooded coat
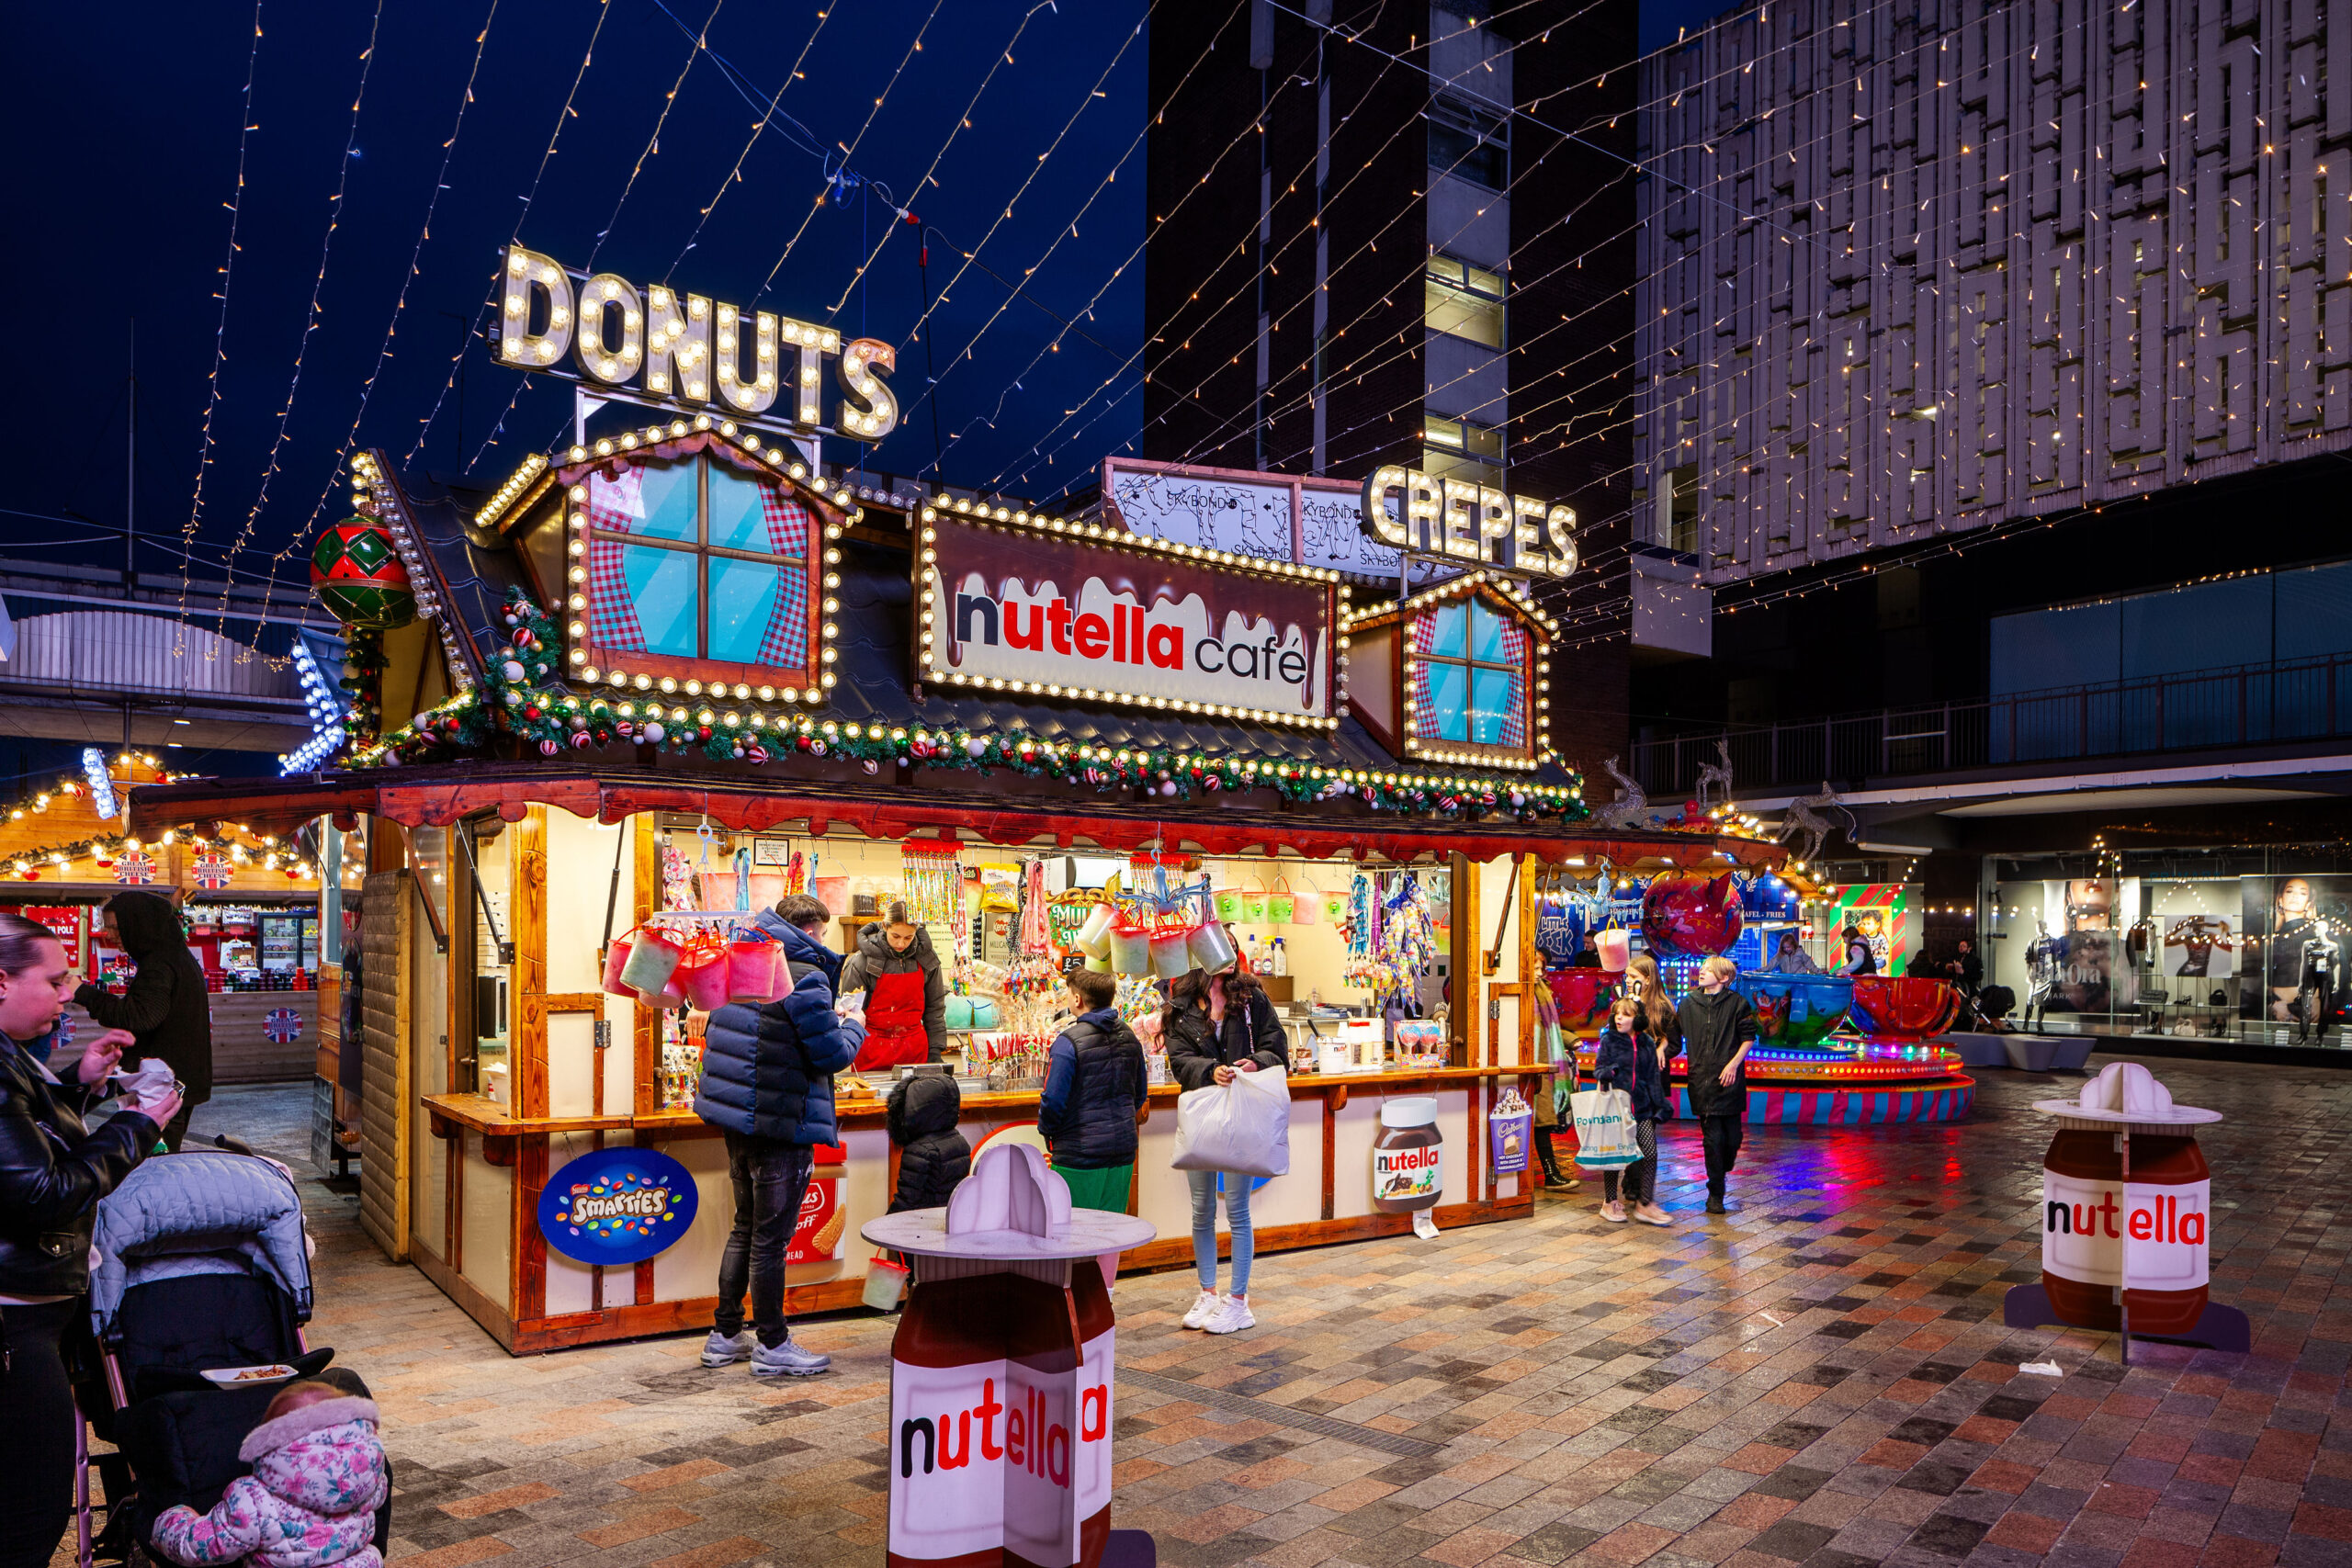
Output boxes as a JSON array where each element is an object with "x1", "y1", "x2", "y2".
[{"x1": 885, "y1": 1072, "x2": 971, "y2": 1212}]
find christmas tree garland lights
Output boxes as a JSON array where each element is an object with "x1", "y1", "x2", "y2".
[{"x1": 342, "y1": 590, "x2": 1591, "y2": 824}]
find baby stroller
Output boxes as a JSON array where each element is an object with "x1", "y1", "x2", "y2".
[{"x1": 74, "y1": 1146, "x2": 388, "y2": 1568}]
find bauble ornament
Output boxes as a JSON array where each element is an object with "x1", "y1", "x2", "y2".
[{"x1": 310, "y1": 519, "x2": 415, "y2": 628}]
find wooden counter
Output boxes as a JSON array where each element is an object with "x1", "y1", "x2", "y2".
[{"x1": 419, "y1": 1064, "x2": 1544, "y2": 1354}]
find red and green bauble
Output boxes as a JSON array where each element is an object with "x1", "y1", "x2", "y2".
[{"x1": 311, "y1": 518, "x2": 415, "y2": 628}]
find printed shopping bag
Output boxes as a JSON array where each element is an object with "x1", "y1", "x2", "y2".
[
  {"x1": 1567, "y1": 1087, "x2": 1640, "y2": 1169},
  {"x1": 1488, "y1": 1104, "x2": 1533, "y2": 1175}
]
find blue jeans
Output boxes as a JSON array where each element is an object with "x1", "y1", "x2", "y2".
[
  {"x1": 1187, "y1": 1168, "x2": 1254, "y2": 1297},
  {"x1": 715, "y1": 1132, "x2": 814, "y2": 1348}
]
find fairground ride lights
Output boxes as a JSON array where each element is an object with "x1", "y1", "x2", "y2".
[{"x1": 495, "y1": 245, "x2": 898, "y2": 440}]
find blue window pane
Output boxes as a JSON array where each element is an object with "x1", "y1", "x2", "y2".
[
  {"x1": 630, "y1": 460, "x2": 699, "y2": 542},
  {"x1": 708, "y1": 558, "x2": 794, "y2": 665},
  {"x1": 1427, "y1": 604, "x2": 1466, "y2": 658},
  {"x1": 618, "y1": 545, "x2": 699, "y2": 657},
  {"x1": 711, "y1": 464, "x2": 799, "y2": 554},
  {"x1": 1471, "y1": 667, "x2": 1518, "y2": 745},
  {"x1": 1427, "y1": 661, "x2": 1468, "y2": 741},
  {"x1": 1468, "y1": 602, "x2": 1505, "y2": 662}
]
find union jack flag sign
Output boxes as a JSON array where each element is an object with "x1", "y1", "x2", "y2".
[
  {"x1": 193, "y1": 853, "x2": 233, "y2": 890},
  {"x1": 263, "y1": 1008, "x2": 304, "y2": 1044},
  {"x1": 114, "y1": 851, "x2": 156, "y2": 886}
]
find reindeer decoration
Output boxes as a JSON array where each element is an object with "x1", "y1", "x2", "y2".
[
  {"x1": 1694, "y1": 739, "x2": 1735, "y2": 810},
  {"x1": 1775, "y1": 783, "x2": 1857, "y2": 863},
  {"x1": 1591, "y1": 755, "x2": 1650, "y2": 829}
]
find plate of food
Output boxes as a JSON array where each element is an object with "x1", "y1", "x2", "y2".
[{"x1": 201, "y1": 1364, "x2": 300, "y2": 1385}]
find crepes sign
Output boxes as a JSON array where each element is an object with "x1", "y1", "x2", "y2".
[{"x1": 917, "y1": 506, "x2": 1342, "y2": 729}]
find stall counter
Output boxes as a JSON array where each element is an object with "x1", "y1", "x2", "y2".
[{"x1": 421, "y1": 1065, "x2": 1541, "y2": 1353}]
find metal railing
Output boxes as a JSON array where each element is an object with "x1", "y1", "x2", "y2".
[{"x1": 1632, "y1": 651, "x2": 2352, "y2": 795}]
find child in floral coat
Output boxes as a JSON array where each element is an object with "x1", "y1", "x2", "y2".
[{"x1": 153, "y1": 1382, "x2": 389, "y2": 1568}]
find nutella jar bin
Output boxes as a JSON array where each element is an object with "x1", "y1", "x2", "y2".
[{"x1": 1373, "y1": 1097, "x2": 1442, "y2": 1213}]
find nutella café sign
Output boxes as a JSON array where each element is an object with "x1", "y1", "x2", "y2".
[
  {"x1": 492, "y1": 244, "x2": 899, "y2": 441},
  {"x1": 919, "y1": 508, "x2": 1341, "y2": 729}
]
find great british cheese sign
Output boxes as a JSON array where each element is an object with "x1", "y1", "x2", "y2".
[{"x1": 917, "y1": 501, "x2": 1344, "y2": 729}]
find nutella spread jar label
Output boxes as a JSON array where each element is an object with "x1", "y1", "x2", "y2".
[
  {"x1": 888, "y1": 1267, "x2": 1116, "y2": 1568},
  {"x1": 2042, "y1": 1171, "x2": 2211, "y2": 1291},
  {"x1": 1374, "y1": 1096, "x2": 1443, "y2": 1213}
]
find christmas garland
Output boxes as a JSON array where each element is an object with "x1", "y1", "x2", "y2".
[{"x1": 345, "y1": 590, "x2": 1591, "y2": 825}]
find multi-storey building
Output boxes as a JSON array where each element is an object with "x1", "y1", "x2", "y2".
[
  {"x1": 1140, "y1": 0, "x2": 1641, "y2": 777},
  {"x1": 1627, "y1": 0, "x2": 2352, "y2": 1054}
]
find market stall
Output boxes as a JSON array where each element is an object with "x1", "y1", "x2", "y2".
[{"x1": 133, "y1": 407, "x2": 1791, "y2": 1354}]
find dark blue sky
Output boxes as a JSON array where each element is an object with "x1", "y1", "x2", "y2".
[
  {"x1": 3, "y1": 0, "x2": 1149, "y2": 594},
  {"x1": 5, "y1": 0, "x2": 1713, "y2": 601}
]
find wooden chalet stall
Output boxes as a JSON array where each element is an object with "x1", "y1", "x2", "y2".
[{"x1": 137, "y1": 419, "x2": 1789, "y2": 1355}]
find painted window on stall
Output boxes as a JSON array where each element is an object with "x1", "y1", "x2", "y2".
[
  {"x1": 582, "y1": 457, "x2": 812, "y2": 671},
  {"x1": 1409, "y1": 600, "x2": 1528, "y2": 750}
]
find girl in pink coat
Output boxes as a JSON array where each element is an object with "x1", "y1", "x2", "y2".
[{"x1": 153, "y1": 1383, "x2": 389, "y2": 1568}]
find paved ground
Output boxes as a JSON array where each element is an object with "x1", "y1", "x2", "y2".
[{"x1": 89, "y1": 1057, "x2": 2352, "y2": 1568}]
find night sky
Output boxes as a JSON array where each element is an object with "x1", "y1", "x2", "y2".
[
  {"x1": 4, "y1": 0, "x2": 1713, "y2": 605},
  {"x1": 4, "y1": 0, "x2": 1150, "y2": 599}
]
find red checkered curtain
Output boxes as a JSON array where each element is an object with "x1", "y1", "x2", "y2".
[
  {"x1": 584, "y1": 467, "x2": 649, "y2": 653},
  {"x1": 1495, "y1": 620, "x2": 1528, "y2": 748},
  {"x1": 754, "y1": 488, "x2": 811, "y2": 669},
  {"x1": 1408, "y1": 611, "x2": 1444, "y2": 740}
]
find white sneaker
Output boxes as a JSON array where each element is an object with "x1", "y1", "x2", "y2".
[
  {"x1": 1203, "y1": 1295, "x2": 1256, "y2": 1335},
  {"x1": 699, "y1": 1329, "x2": 755, "y2": 1367},
  {"x1": 1182, "y1": 1290, "x2": 1224, "y2": 1329}
]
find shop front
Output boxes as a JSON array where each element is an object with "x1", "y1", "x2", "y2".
[{"x1": 131, "y1": 392, "x2": 1789, "y2": 1352}]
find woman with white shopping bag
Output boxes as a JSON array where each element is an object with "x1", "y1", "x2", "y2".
[{"x1": 1164, "y1": 965, "x2": 1286, "y2": 1336}]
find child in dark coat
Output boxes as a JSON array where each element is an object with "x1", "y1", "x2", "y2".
[
  {"x1": 1593, "y1": 998, "x2": 1672, "y2": 1228},
  {"x1": 885, "y1": 1071, "x2": 971, "y2": 1212}
]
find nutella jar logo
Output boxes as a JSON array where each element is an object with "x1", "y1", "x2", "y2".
[
  {"x1": 1373, "y1": 1097, "x2": 1443, "y2": 1213},
  {"x1": 2041, "y1": 1172, "x2": 2211, "y2": 1290}
]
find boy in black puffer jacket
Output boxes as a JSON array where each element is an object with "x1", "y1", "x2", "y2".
[{"x1": 886, "y1": 1072, "x2": 971, "y2": 1213}]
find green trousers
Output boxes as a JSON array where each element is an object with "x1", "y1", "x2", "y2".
[{"x1": 1056, "y1": 1162, "x2": 1135, "y2": 1213}]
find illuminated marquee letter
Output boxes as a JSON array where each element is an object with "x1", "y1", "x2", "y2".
[
  {"x1": 1360, "y1": 465, "x2": 1443, "y2": 551},
  {"x1": 644, "y1": 287, "x2": 712, "y2": 401},
  {"x1": 576, "y1": 274, "x2": 645, "y2": 385},
  {"x1": 1440, "y1": 479, "x2": 1485, "y2": 562},
  {"x1": 1544, "y1": 504, "x2": 1580, "y2": 575},
  {"x1": 714, "y1": 304, "x2": 779, "y2": 413},
  {"x1": 780, "y1": 317, "x2": 838, "y2": 428},
  {"x1": 837, "y1": 338, "x2": 899, "y2": 441},
  {"x1": 496, "y1": 246, "x2": 572, "y2": 368}
]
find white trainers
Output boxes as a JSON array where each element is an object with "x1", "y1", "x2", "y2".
[
  {"x1": 1203, "y1": 1295, "x2": 1256, "y2": 1335},
  {"x1": 699, "y1": 1329, "x2": 755, "y2": 1367},
  {"x1": 1182, "y1": 1290, "x2": 1224, "y2": 1329}
]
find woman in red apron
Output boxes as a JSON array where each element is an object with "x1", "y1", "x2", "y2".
[{"x1": 839, "y1": 901, "x2": 945, "y2": 1070}]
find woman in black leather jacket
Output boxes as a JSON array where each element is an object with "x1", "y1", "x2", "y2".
[{"x1": 0, "y1": 912, "x2": 175, "y2": 1568}]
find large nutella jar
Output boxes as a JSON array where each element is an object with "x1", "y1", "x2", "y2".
[
  {"x1": 1373, "y1": 1096, "x2": 1443, "y2": 1213},
  {"x1": 2041, "y1": 1127, "x2": 2211, "y2": 1337},
  {"x1": 888, "y1": 1259, "x2": 1115, "y2": 1567}
]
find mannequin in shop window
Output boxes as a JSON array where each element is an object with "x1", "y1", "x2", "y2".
[
  {"x1": 2023, "y1": 919, "x2": 2063, "y2": 1033},
  {"x1": 2295, "y1": 921, "x2": 2341, "y2": 1044}
]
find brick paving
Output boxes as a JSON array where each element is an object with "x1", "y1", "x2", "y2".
[{"x1": 101, "y1": 1057, "x2": 2352, "y2": 1568}]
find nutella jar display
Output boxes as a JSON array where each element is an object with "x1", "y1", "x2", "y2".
[
  {"x1": 861, "y1": 1143, "x2": 1155, "y2": 1568},
  {"x1": 1373, "y1": 1096, "x2": 1443, "y2": 1212},
  {"x1": 2034, "y1": 1063, "x2": 2219, "y2": 1339}
]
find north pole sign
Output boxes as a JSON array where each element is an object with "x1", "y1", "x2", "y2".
[{"x1": 916, "y1": 502, "x2": 1343, "y2": 729}]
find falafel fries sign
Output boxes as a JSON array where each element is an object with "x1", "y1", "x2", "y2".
[{"x1": 917, "y1": 506, "x2": 1344, "y2": 728}]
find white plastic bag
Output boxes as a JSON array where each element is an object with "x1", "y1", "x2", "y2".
[
  {"x1": 1568, "y1": 1087, "x2": 1640, "y2": 1169},
  {"x1": 1171, "y1": 1066, "x2": 1291, "y2": 1178}
]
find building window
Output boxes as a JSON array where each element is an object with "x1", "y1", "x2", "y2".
[
  {"x1": 1410, "y1": 600, "x2": 1528, "y2": 749},
  {"x1": 1428, "y1": 96, "x2": 1508, "y2": 189},
  {"x1": 1425, "y1": 254, "x2": 1505, "y2": 348},
  {"x1": 583, "y1": 456, "x2": 813, "y2": 671},
  {"x1": 1423, "y1": 413, "x2": 1504, "y2": 485}
]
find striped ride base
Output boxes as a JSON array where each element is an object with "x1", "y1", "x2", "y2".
[{"x1": 1668, "y1": 1075, "x2": 1976, "y2": 1125}]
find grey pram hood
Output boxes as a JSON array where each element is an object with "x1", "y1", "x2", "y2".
[{"x1": 88, "y1": 1149, "x2": 313, "y2": 1338}]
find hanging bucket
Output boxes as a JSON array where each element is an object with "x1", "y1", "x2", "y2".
[
  {"x1": 1107, "y1": 927, "x2": 1152, "y2": 976},
  {"x1": 1322, "y1": 888, "x2": 1349, "y2": 924},
  {"x1": 1238, "y1": 878, "x2": 1270, "y2": 924},
  {"x1": 619, "y1": 930, "x2": 684, "y2": 997},
  {"x1": 1214, "y1": 886, "x2": 1243, "y2": 922},
  {"x1": 1150, "y1": 930, "x2": 1195, "y2": 979},
  {"x1": 1084, "y1": 953, "x2": 1112, "y2": 974},
  {"x1": 726, "y1": 938, "x2": 781, "y2": 1004},
  {"x1": 1290, "y1": 880, "x2": 1319, "y2": 926},
  {"x1": 602, "y1": 937, "x2": 639, "y2": 998},
  {"x1": 1189, "y1": 920, "x2": 1239, "y2": 974},
  {"x1": 1074, "y1": 902, "x2": 1116, "y2": 959},
  {"x1": 1267, "y1": 876, "x2": 1295, "y2": 924},
  {"x1": 681, "y1": 948, "x2": 732, "y2": 1011},
  {"x1": 1595, "y1": 928, "x2": 1632, "y2": 974}
]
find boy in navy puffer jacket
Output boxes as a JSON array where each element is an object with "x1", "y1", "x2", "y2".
[{"x1": 1593, "y1": 997, "x2": 1672, "y2": 1228}]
